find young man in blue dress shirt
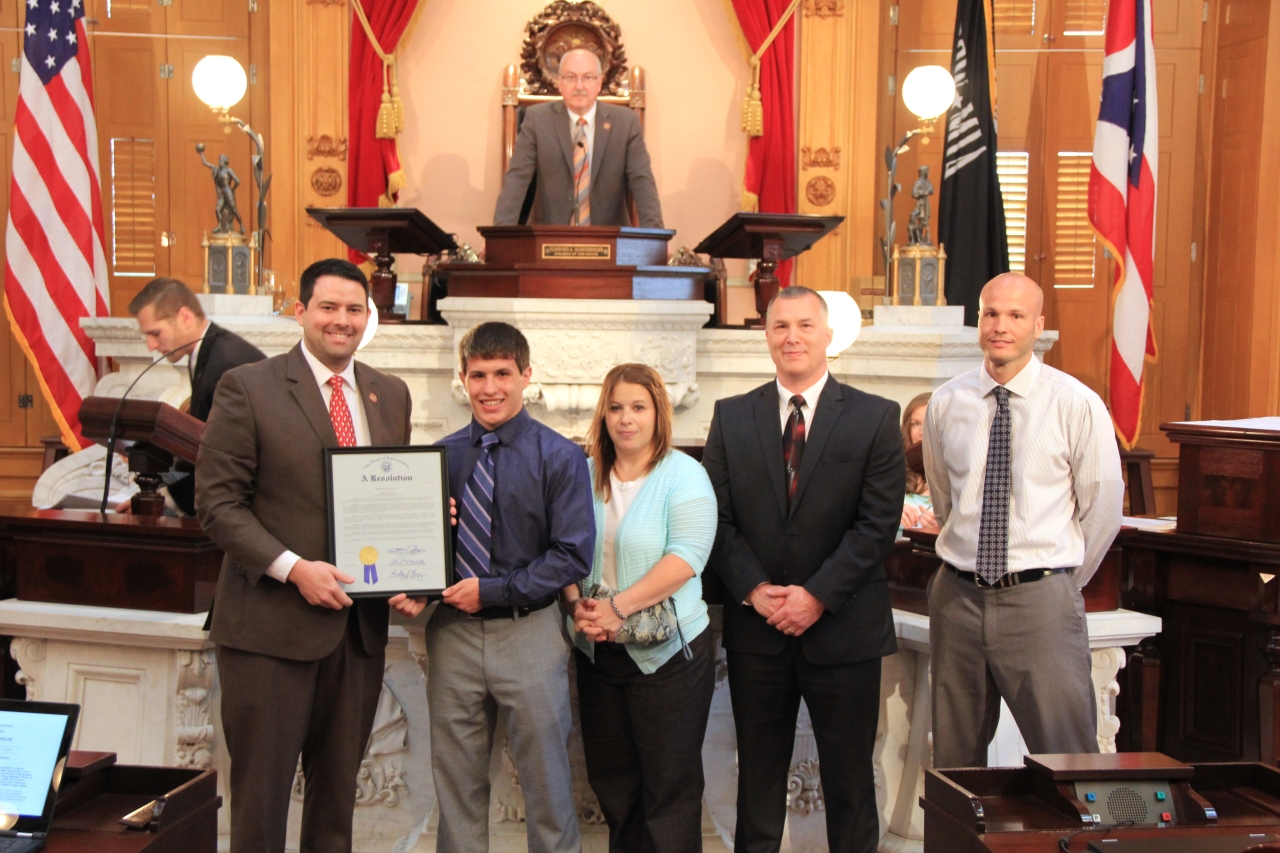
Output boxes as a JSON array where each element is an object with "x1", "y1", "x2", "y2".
[{"x1": 399, "y1": 321, "x2": 594, "y2": 853}]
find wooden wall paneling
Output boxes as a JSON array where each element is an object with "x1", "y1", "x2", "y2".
[
  {"x1": 992, "y1": 48, "x2": 1048, "y2": 288},
  {"x1": 265, "y1": 0, "x2": 300, "y2": 295},
  {"x1": 796, "y1": 2, "x2": 852, "y2": 291},
  {"x1": 164, "y1": 0, "x2": 253, "y2": 291},
  {"x1": 795, "y1": 0, "x2": 883, "y2": 294},
  {"x1": 0, "y1": 0, "x2": 27, "y2": 448},
  {"x1": 86, "y1": 0, "x2": 171, "y2": 315},
  {"x1": 1252, "y1": 0, "x2": 1280, "y2": 416},
  {"x1": 296, "y1": 0, "x2": 349, "y2": 280},
  {"x1": 1141, "y1": 48, "x2": 1203, "y2": 459},
  {"x1": 1201, "y1": 21, "x2": 1267, "y2": 419},
  {"x1": 1038, "y1": 49, "x2": 1108, "y2": 397}
]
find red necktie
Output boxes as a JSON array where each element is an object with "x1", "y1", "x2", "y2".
[
  {"x1": 782, "y1": 394, "x2": 806, "y2": 510},
  {"x1": 328, "y1": 376, "x2": 357, "y2": 447}
]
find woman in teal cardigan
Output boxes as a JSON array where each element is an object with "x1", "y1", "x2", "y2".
[{"x1": 562, "y1": 363, "x2": 717, "y2": 853}]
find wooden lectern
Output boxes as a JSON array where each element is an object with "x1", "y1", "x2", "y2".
[
  {"x1": 440, "y1": 225, "x2": 712, "y2": 300},
  {"x1": 694, "y1": 213, "x2": 843, "y2": 327},
  {"x1": 0, "y1": 397, "x2": 221, "y2": 614},
  {"x1": 306, "y1": 207, "x2": 458, "y2": 322},
  {"x1": 80, "y1": 397, "x2": 204, "y2": 517}
]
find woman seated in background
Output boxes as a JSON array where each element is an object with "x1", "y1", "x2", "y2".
[
  {"x1": 901, "y1": 391, "x2": 936, "y2": 530},
  {"x1": 562, "y1": 363, "x2": 718, "y2": 853}
]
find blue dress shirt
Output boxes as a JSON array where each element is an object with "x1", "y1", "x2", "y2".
[{"x1": 440, "y1": 408, "x2": 594, "y2": 608}]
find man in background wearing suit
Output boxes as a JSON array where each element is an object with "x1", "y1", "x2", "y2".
[
  {"x1": 128, "y1": 277, "x2": 264, "y2": 515},
  {"x1": 493, "y1": 47, "x2": 662, "y2": 227},
  {"x1": 703, "y1": 286, "x2": 904, "y2": 853},
  {"x1": 197, "y1": 258, "x2": 418, "y2": 853}
]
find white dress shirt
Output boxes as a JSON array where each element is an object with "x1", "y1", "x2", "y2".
[
  {"x1": 776, "y1": 371, "x2": 829, "y2": 432},
  {"x1": 266, "y1": 345, "x2": 370, "y2": 582},
  {"x1": 922, "y1": 356, "x2": 1124, "y2": 586},
  {"x1": 568, "y1": 102, "x2": 598, "y2": 169}
]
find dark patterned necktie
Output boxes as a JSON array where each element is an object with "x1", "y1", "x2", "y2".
[
  {"x1": 781, "y1": 394, "x2": 806, "y2": 512},
  {"x1": 456, "y1": 432, "x2": 499, "y2": 578},
  {"x1": 976, "y1": 386, "x2": 1012, "y2": 585}
]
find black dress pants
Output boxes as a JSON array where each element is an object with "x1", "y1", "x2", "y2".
[
  {"x1": 727, "y1": 642, "x2": 882, "y2": 853},
  {"x1": 576, "y1": 627, "x2": 715, "y2": 853}
]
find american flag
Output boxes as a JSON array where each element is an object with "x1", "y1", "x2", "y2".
[
  {"x1": 4, "y1": 0, "x2": 109, "y2": 451},
  {"x1": 1088, "y1": 0, "x2": 1157, "y2": 450}
]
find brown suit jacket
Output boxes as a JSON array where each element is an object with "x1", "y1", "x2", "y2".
[{"x1": 196, "y1": 343, "x2": 412, "y2": 661}]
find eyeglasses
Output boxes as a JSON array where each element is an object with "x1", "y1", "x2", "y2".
[{"x1": 560, "y1": 74, "x2": 600, "y2": 86}]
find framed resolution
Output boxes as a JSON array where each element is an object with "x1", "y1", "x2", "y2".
[{"x1": 325, "y1": 445, "x2": 453, "y2": 598}]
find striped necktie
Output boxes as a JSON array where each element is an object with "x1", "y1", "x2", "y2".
[
  {"x1": 975, "y1": 386, "x2": 1012, "y2": 585},
  {"x1": 455, "y1": 431, "x2": 499, "y2": 578},
  {"x1": 572, "y1": 117, "x2": 591, "y2": 225}
]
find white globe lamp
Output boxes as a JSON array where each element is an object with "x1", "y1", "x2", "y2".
[
  {"x1": 817, "y1": 291, "x2": 862, "y2": 358},
  {"x1": 192, "y1": 55, "x2": 248, "y2": 112},
  {"x1": 901, "y1": 65, "x2": 957, "y2": 121}
]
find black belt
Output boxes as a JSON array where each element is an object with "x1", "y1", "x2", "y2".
[
  {"x1": 466, "y1": 597, "x2": 556, "y2": 620},
  {"x1": 946, "y1": 563, "x2": 1071, "y2": 589}
]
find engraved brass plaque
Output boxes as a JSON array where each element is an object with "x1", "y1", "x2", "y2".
[{"x1": 542, "y1": 243, "x2": 611, "y2": 260}]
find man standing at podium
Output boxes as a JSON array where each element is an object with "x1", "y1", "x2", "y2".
[
  {"x1": 197, "y1": 258, "x2": 417, "y2": 853},
  {"x1": 493, "y1": 47, "x2": 663, "y2": 228},
  {"x1": 923, "y1": 273, "x2": 1124, "y2": 768},
  {"x1": 128, "y1": 277, "x2": 264, "y2": 515}
]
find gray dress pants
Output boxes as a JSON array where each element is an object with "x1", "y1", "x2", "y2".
[
  {"x1": 929, "y1": 566, "x2": 1098, "y2": 769},
  {"x1": 425, "y1": 603, "x2": 581, "y2": 853}
]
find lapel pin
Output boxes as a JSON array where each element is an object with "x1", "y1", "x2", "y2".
[
  {"x1": 603, "y1": 121, "x2": 611, "y2": 130},
  {"x1": 368, "y1": 392, "x2": 378, "y2": 404}
]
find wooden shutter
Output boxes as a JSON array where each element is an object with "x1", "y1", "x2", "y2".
[
  {"x1": 993, "y1": 0, "x2": 1036, "y2": 35},
  {"x1": 997, "y1": 151, "x2": 1029, "y2": 273},
  {"x1": 1063, "y1": 0, "x2": 1107, "y2": 35},
  {"x1": 109, "y1": 138, "x2": 158, "y2": 276},
  {"x1": 1052, "y1": 151, "x2": 1096, "y2": 287}
]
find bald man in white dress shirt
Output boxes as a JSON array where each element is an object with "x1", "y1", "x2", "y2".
[{"x1": 922, "y1": 273, "x2": 1124, "y2": 768}]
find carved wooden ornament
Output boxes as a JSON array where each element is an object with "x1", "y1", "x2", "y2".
[{"x1": 520, "y1": 1, "x2": 629, "y2": 96}]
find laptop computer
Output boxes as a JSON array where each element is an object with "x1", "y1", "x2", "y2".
[{"x1": 0, "y1": 700, "x2": 80, "y2": 853}]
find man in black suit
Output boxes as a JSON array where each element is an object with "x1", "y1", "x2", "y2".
[
  {"x1": 129, "y1": 277, "x2": 264, "y2": 514},
  {"x1": 702, "y1": 286, "x2": 904, "y2": 853}
]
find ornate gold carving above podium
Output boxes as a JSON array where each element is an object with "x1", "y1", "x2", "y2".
[
  {"x1": 805, "y1": 176, "x2": 836, "y2": 207},
  {"x1": 520, "y1": 1, "x2": 629, "y2": 96},
  {"x1": 803, "y1": 0, "x2": 845, "y2": 17},
  {"x1": 311, "y1": 167, "x2": 343, "y2": 197},
  {"x1": 801, "y1": 146, "x2": 841, "y2": 170},
  {"x1": 307, "y1": 134, "x2": 348, "y2": 161}
]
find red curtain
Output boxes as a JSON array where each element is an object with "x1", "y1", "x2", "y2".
[
  {"x1": 348, "y1": 0, "x2": 420, "y2": 260},
  {"x1": 730, "y1": 0, "x2": 797, "y2": 284}
]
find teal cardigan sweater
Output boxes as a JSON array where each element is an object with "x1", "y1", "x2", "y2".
[{"x1": 570, "y1": 449, "x2": 717, "y2": 673}]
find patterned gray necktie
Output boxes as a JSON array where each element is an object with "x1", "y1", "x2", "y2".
[{"x1": 975, "y1": 385, "x2": 1011, "y2": 585}]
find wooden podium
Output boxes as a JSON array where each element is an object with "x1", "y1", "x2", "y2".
[
  {"x1": 307, "y1": 207, "x2": 458, "y2": 322},
  {"x1": 80, "y1": 396, "x2": 204, "y2": 516},
  {"x1": 1117, "y1": 418, "x2": 1280, "y2": 764},
  {"x1": 0, "y1": 396, "x2": 223, "y2": 614},
  {"x1": 440, "y1": 225, "x2": 712, "y2": 300},
  {"x1": 694, "y1": 212, "x2": 843, "y2": 327}
]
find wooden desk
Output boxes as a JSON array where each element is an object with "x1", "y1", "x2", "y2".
[
  {"x1": 0, "y1": 510, "x2": 222, "y2": 613},
  {"x1": 1120, "y1": 526, "x2": 1280, "y2": 764},
  {"x1": 46, "y1": 751, "x2": 219, "y2": 852},
  {"x1": 924, "y1": 753, "x2": 1280, "y2": 852}
]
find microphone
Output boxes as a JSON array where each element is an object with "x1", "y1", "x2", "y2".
[
  {"x1": 571, "y1": 139, "x2": 586, "y2": 226},
  {"x1": 98, "y1": 335, "x2": 206, "y2": 514}
]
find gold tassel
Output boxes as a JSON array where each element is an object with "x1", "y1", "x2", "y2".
[
  {"x1": 742, "y1": 57, "x2": 763, "y2": 138},
  {"x1": 389, "y1": 62, "x2": 405, "y2": 134},
  {"x1": 375, "y1": 61, "x2": 396, "y2": 140},
  {"x1": 741, "y1": 189, "x2": 760, "y2": 212}
]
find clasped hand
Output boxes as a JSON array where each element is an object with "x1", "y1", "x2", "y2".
[
  {"x1": 574, "y1": 598, "x2": 624, "y2": 642},
  {"x1": 750, "y1": 584, "x2": 825, "y2": 636}
]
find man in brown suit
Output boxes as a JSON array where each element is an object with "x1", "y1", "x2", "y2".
[{"x1": 197, "y1": 258, "x2": 417, "y2": 853}]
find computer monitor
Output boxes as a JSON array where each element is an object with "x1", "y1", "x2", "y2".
[{"x1": 0, "y1": 700, "x2": 80, "y2": 836}]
